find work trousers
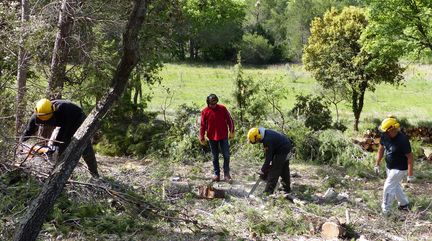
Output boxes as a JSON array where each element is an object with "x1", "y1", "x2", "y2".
[
  {"x1": 264, "y1": 144, "x2": 291, "y2": 194},
  {"x1": 209, "y1": 138, "x2": 230, "y2": 177},
  {"x1": 382, "y1": 168, "x2": 409, "y2": 213}
]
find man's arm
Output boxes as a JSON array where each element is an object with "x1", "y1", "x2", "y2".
[
  {"x1": 406, "y1": 152, "x2": 413, "y2": 177},
  {"x1": 375, "y1": 144, "x2": 384, "y2": 166},
  {"x1": 20, "y1": 115, "x2": 37, "y2": 142},
  {"x1": 261, "y1": 145, "x2": 273, "y2": 173},
  {"x1": 223, "y1": 107, "x2": 234, "y2": 132},
  {"x1": 199, "y1": 110, "x2": 206, "y2": 144}
]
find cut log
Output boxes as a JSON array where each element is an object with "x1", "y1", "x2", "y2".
[
  {"x1": 321, "y1": 221, "x2": 345, "y2": 239},
  {"x1": 197, "y1": 185, "x2": 225, "y2": 199}
]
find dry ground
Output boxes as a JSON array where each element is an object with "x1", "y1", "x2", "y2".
[{"x1": 13, "y1": 150, "x2": 432, "y2": 241}]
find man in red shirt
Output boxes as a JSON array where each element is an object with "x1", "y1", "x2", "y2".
[{"x1": 200, "y1": 94, "x2": 235, "y2": 182}]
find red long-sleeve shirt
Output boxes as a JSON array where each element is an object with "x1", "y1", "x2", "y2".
[{"x1": 200, "y1": 104, "x2": 234, "y2": 141}]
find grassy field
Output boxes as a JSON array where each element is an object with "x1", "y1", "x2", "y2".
[{"x1": 146, "y1": 62, "x2": 432, "y2": 130}]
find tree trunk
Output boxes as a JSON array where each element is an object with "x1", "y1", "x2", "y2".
[
  {"x1": 46, "y1": 0, "x2": 77, "y2": 99},
  {"x1": 15, "y1": 0, "x2": 30, "y2": 136},
  {"x1": 13, "y1": 1, "x2": 148, "y2": 240},
  {"x1": 189, "y1": 39, "x2": 194, "y2": 59},
  {"x1": 352, "y1": 81, "x2": 367, "y2": 131}
]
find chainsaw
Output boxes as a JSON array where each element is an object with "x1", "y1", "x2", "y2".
[{"x1": 247, "y1": 177, "x2": 262, "y2": 198}]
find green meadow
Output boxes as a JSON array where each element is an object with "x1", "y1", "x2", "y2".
[{"x1": 146, "y1": 63, "x2": 432, "y2": 130}]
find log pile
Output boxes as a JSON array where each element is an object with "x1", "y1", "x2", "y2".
[
  {"x1": 404, "y1": 126, "x2": 432, "y2": 143},
  {"x1": 354, "y1": 126, "x2": 432, "y2": 153}
]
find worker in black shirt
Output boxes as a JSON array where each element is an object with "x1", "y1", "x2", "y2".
[
  {"x1": 21, "y1": 98, "x2": 99, "y2": 178},
  {"x1": 247, "y1": 127, "x2": 294, "y2": 194},
  {"x1": 375, "y1": 115, "x2": 413, "y2": 215}
]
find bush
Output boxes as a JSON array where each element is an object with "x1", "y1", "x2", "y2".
[
  {"x1": 95, "y1": 91, "x2": 165, "y2": 157},
  {"x1": 165, "y1": 104, "x2": 203, "y2": 163},
  {"x1": 290, "y1": 94, "x2": 332, "y2": 131},
  {"x1": 240, "y1": 33, "x2": 274, "y2": 64},
  {"x1": 284, "y1": 117, "x2": 319, "y2": 162},
  {"x1": 316, "y1": 129, "x2": 368, "y2": 168}
]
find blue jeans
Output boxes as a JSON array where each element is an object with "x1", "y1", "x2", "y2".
[{"x1": 209, "y1": 139, "x2": 230, "y2": 176}]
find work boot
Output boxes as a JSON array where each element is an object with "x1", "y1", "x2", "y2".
[
  {"x1": 212, "y1": 175, "x2": 220, "y2": 182},
  {"x1": 90, "y1": 171, "x2": 100, "y2": 179},
  {"x1": 224, "y1": 173, "x2": 232, "y2": 183},
  {"x1": 398, "y1": 204, "x2": 410, "y2": 211}
]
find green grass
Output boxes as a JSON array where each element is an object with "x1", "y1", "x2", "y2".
[{"x1": 146, "y1": 62, "x2": 432, "y2": 131}]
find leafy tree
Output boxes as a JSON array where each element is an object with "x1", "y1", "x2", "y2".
[
  {"x1": 232, "y1": 53, "x2": 267, "y2": 126},
  {"x1": 181, "y1": 0, "x2": 245, "y2": 61},
  {"x1": 365, "y1": 0, "x2": 432, "y2": 59},
  {"x1": 303, "y1": 7, "x2": 404, "y2": 131},
  {"x1": 244, "y1": 0, "x2": 364, "y2": 62}
]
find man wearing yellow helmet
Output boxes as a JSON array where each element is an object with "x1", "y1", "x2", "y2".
[
  {"x1": 375, "y1": 115, "x2": 413, "y2": 215},
  {"x1": 21, "y1": 99, "x2": 99, "y2": 178},
  {"x1": 247, "y1": 127, "x2": 293, "y2": 195}
]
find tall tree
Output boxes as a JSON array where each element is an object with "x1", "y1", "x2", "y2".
[
  {"x1": 181, "y1": 0, "x2": 245, "y2": 60},
  {"x1": 15, "y1": 0, "x2": 30, "y2": 136},
  {"x1": 303, "y1": 7, "x2": 404, "y2": 131},
  {"x1": 47, "y1": 0, "x2": 79, "y2": 99},
  {"x1": 365, "y1": 0, "x2": 432, "y2": 58},
  {"x1": 13, "y1": 0, "x2": 148, "y2": 240}
]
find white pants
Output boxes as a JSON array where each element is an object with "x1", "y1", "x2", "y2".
[{"x1": 382, "y1": 168, "x2": 409, "y2": 213}]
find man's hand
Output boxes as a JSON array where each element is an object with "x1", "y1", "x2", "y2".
[
  {"x1": 374, "y1": 165, "x2": 380, "y2": 175},
  {"x1": 228, "y1": 131, "x2": 235, "y2": 139},
  {"x1": 407, "y1": 176, "x2": 415, "y2": 183},
  {"x1": 258, "y1": 170, "x2": 268, "y2": 180},
  {"x1": 199, "y1": 138, "x2": 206, "y2": 146}
]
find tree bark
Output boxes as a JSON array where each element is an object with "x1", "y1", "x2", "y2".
[
  {"x1": 15, "y1": 0, "x2": 30, "y2": 136},
  {"x1": 46, "y1": 0, "x2": 77, "y2": 99},
  {"x1": 13, "y1": 1, "x2": 148, "y2": 240}
]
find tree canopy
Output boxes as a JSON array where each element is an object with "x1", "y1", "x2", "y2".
[
  {"x1": 303, "y1": 6, "x2": 404, "y2": 131},
  {"x1": 365, "y1": 0, "x2": 432, "y2": 59}
]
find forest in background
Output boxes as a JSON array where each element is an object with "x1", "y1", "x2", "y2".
[{"x1": 1, "y1": 0, "x2": 432, "y2": 240}]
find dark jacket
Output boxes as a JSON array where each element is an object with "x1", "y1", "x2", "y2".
[
  {"x1": 261, "y1": 129, "x2": 293, "y2": 172},
  {"x1": 22, "y1": 100, "x2": 86, "y2": 151}
]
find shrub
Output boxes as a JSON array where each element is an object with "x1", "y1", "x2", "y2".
[
  {"x1": 95, "y1": 91, "x2": 165, "y2": 157},
  {"x1": 165, "y1": 104, "x2": 203, "y2": 163},
  {"x1": 284, "y1": 117, "x2": 319, "y2": 162},
  {"x1": 290, "y1": 94, "x2": 332, "y2": 131},
  {"x1": 240, "y1": 33, "x2": 274, "y2": 64},
  {"x1": 316, "y1": 129, "x2": 369, "y2": 168}
]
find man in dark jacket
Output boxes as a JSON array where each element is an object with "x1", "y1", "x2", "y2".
[
  {"x1": 247, "y1": 127, "x2": 293, "y2": 194},
  {"x1": 21, "y1": 98, "x2": 99, "y2": 177},
  {"x1": 199, "y1": 94, "x2": 235, "y2": 182}
]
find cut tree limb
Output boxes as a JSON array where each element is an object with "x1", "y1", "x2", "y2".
[{"x1": 12, "y1": 1, "x2": 148, "y2": 240}]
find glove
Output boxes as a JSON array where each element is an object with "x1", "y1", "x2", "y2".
[
  {"x1": 374, "y1": 165, "x2": 380, "y2": 175},
  {"x1": 407, "y1": 176, "x2": 415, "y2": 183},
  {"x1": 228, "y1": 132, "x2": 235, "y2": 139},
  {"x1": 199, "y1": 138, "x2": 206, "y2": 146},
  {"x1": 258, "y1": 170, "x2": 267, "y2": 180}
]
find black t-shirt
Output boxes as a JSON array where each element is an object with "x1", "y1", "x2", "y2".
[{"x1": 380, "y1": 132, "x2": 411, "y2": 170}]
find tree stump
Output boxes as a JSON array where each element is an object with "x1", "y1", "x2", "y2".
[{"x1": 321, "y1": 217, "x2": 345, "y2": 239}]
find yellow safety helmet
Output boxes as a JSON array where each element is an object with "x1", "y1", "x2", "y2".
[
  {"x1": 379, "y1": 115, "x2": 400, "y2": 132},
  {"x1": 35, "y1": 98, "x2": 55, "y2": 121},
  {"x1": 247, "y1": 127, "x2": 262, "y2": 144}
]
